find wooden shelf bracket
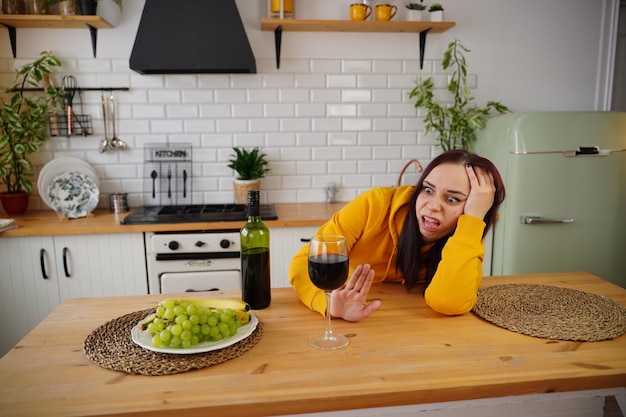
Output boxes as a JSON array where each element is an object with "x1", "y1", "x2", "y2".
[{"x1": 0, "y1": 14, "x2": 112, "y2": 58}]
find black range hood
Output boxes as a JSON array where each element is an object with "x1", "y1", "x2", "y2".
[{"x1": 130, "y1": 0, "x2": 256, "y2": 74}]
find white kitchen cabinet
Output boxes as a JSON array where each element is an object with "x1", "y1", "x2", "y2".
[
  {"x1": 0, "y1": 233, "x2": 147, "y2": 357},
  {"x1": 269, "y1": 226, "x2": 319, "y2": 288}
]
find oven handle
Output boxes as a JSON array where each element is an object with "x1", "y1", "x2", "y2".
[{"x1": 155, "y1": 252, "x2": 240, "y2": 261}]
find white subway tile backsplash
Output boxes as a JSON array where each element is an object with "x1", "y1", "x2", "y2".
[
  {"x1": 248, "y1": 89, "x2": 279, "y2": 103},
  {"x1": 327, "y1": 74, "x2": 357, "y2": 88},
  {"x1": 248, "y1": 118, "x2": 280, "y2": 133},
  {"x1": 281, "y1": 118, "x2": 311, "y2": 133},
  {"x1": 216, "y1": 119, "x2": 248, "y2": 133},
  {"x1": 184, "y1": 119, "x2": 216, "y2": 134},
  {"x1": 373, "y1": 60, "x2": 403, "y2": 74},
  {"x1": 327, "y1": 104, "x2": 357, "y2": 117},
  {"x1": 311, "y1": 88, "x2": 341, "y2": 103},
  {"x1": 311, "y1": 59, "x2": 341, "y2": 73},
  {"x1": 0, "y1": 52, "x2": 462, "y2": 207},
  {"x1": 343, "y1": 118, "x2": 372, "y2": 131},
  {"x1": 214, "y1": 89, "x2": 246, "y2": 104},
  {"x1": 341, "y1": 89, "x2": 371, "y2": 103},
  {"x1": 294, "y1": 74, "x2": 326, "y2": 88},
  {"x1": 148, "y1": 89, "x2": 181, "y2": 103},
  {"x1": 342, "y1": 60, "x2": 372, "y2": 73}
]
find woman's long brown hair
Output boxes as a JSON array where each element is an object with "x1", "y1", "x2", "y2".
[{"x1": 395, "y1": 150, "x2": 506, "y2": 291}]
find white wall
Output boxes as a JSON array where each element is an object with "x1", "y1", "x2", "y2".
[{"x1": 0, "y1": 0, "x2": 618, "y2": 210}]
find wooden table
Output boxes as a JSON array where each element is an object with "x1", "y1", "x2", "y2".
[{"x1": 0, "y1": 272, "x2": 625, "y2": 417}]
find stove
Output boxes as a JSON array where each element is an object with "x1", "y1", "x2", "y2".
[{"x1": 120, "y1": 204, "x2": 278, "y2": 225}]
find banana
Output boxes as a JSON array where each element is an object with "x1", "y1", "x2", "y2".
[
  {"x1": 234, "y1": 309, "x2": 250, "y2": 324},
  {"x1": 171, "y1": 298, "x2": 250, "y2": 312}
]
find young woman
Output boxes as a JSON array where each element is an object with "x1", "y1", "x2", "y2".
[{"x1": 287, "y1": 150, "x2": 506, "y2": 321}]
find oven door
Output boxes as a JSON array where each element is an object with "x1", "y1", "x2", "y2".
[{"x1": 160, "y1": 270, "x2": 242, "y2": 294}]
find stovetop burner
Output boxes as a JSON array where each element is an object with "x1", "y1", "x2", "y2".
[{"x1": 121, "y1": 204, "x2": 277, "y2": 225}]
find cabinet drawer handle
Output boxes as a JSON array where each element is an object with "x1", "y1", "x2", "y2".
[
  {"x1": 62, "y1": 247, "x2": 71, "y2": 278},
  {"x1": 39, "y1": 249, "x2": 48, "y2": 279}
]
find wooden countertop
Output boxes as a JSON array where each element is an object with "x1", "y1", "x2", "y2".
[
  {"x1": 0, "y1": 202, "x2": 346, "y2": 237},
  {"x1": 0, "y1": 272, "x2": 624, "y2": 417}
]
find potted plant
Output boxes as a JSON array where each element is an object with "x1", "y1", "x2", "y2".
[
  {"x1": 405, "y1": 3, "x2": 426, "y2": 21},
  {"x1": 428, "y1": 2, "x2": 444, "y2": 21},
  {"x1": 0, "y1": 51, "x2": 63, "y2": 215},
  {"x1": 227, "y1": 147, "x2": 270, "y2": 204},
  {"x1": 409, "y1": 39, "x2": 510, "y2": 151}
]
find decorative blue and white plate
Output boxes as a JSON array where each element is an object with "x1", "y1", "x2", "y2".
[{"x1": 47, "y1": 171, "x2": 99, "y2": 218}]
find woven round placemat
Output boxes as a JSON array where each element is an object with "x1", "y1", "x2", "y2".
[
  {"x1": 83, "y1": 308, "x2": 263, "y2": 376},
  {"x1": 472, "y1": 284, "x2": 626, "y2": 342}
]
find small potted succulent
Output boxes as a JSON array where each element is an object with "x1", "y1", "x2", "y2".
[
  {"x1": 227, "y1": 147, "x2": 270, "y2": 204},
  {"x1": 0, "y1": 51, "x2": 63, "y2": 214},
  {"x1": 405, "y1": 2, "x2": 427, "y2": 21},
  {"x1": 428, "y1": 3, "x2": 444, "y2": 21}
]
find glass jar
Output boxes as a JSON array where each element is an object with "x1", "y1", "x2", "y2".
[{"x1": 268, "y1": 0, "x2": 294, "y2": 19}]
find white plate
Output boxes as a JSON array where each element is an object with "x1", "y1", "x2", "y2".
[
  {"x1": 131, "y1": 312, "x2": 258, "y2": 355},
  {"x1": 38, "y1": 157, "x2": 99, "y2": 210},
  {"x1": 47, "y1": 171, "x2": 100, "y2": 218}
]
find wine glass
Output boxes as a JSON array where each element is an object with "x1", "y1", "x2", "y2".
[{"x1": 308, "y1": 235, "x2": 349, "y2": 350}]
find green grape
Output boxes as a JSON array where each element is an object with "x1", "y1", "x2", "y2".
[
  {"x1": 191, "y1": 324, "x2": 201, "y2": 335},
  {"x1": 180, "y1": 330, "x2": 192, "y2": 341},
  {"x1": 181, "y1": 339, "x2": 192, "y2": 349},
  {"x1": 207, "y1": 313, "x2": 218, "y2": 327},
  {"x1": 170, "y1": 335, "x2": 182, "y2": 348},
  {"x1": 182, "y1": 319, "x2": 192, "y2": 330},
  {"x1": 155, "y1": 306, "x2": 166, "y2": 317},
  {"x1": 159, "y1": 329, "x2": 171, "y2": 343},
  {"x1": 162, "y1": 299, "x2": 176, "y2": 309},
  {"x1": 175, "y1": 314, "x2": 188, "y2": 325},
  {"x1": 171, "y1": 324, "x2": 183, "y2": 336},
  {"x1": 220, "y1": 312, "x2": 233, "y2": 324},
  {"x1": 186, "y1": 304, "x2": 198, "y2": 315},
  {"x1": 190, "y1": 335, "x2": 200, "y2": 345},
  {"x1": 151, "y1": 334, "x2": 162, "y2": 348},
  {"x1": 198, "y1": 313, "x2": 208, "y2": 325},
  {"x1": 147, "y1": 322, "x2": 160, "y2": 334},
  {"x1": 201, "y1": 324, "x2": 211, "y2": 335},
  {"x1": 210, "y1": 326, "x2": 222, "y2": 341},
  {"x1": 163, "y1": 308, "x2": 175, "y2": 320},
  {"x1": 189, "y1": 314, "x2": 200, "y2": 325},
  {"x1": 173, "y1": 305, "x2": 185, "y2": 316},
  {"x1": 218, "y1": 322, "x2": 231, "y2": 338}
]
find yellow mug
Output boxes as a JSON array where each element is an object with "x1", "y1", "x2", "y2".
[
  {"x1": 350, "y1": 3, "x2": 372, "y2": 20},
  {"x1": 375, "y1": 4, "x2": 397, "y2": 21}
]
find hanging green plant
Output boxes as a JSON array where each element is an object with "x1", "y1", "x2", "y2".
[{"x1": 409, "y1": 39, "x2": 510, "y2": 151}]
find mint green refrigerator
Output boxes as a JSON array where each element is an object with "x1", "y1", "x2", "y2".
[{"x1": 474, "y1": 112, "x2": 626, "y2": 289}]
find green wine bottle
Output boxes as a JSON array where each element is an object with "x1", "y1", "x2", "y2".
[{"x1": 240, "y1": 190, "x2": 271, "y2": 309}]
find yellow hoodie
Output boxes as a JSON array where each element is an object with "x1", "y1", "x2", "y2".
[{"x1": 287, "y1": 186, "x2": 486, "y2": 316}]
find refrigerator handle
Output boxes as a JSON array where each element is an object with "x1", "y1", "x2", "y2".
[{"x1": 520, "y1": 216, "x2": 574, "y2": 225}]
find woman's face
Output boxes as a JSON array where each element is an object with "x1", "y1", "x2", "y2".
[{"x1": 415, "y1": 162, "x2": 470, "y2": 242}]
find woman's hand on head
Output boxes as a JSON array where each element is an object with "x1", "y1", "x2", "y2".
[
  {"x1": 463, "y1": 165, "x2": 496, "y2": 220},
  {"x1": 330, "y1": 264, "x2": 382, "y2": 322}
]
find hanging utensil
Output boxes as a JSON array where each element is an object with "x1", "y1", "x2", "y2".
[
  {"x1": 99, "y1": 92, "x2": 109, "y2": 153},
  {"x1": 151, "y1": 170, "x2": 158, "y2": 199},
  {"x1": 63, "y1": 75, "x2": 77, "y2": 136},
  {"x1": 167, "y1": 166, "x2": 172, "y2": 199},
  {"x1": 108, "y1": 94, "x2": 127, "y2": 149}
]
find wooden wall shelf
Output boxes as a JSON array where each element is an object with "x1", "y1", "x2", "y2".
[
  {"x1": 260, "y1": 19, "x2": 455, "y2": 69},
  {"x1": 260, "y1": 19, "x2": 455, "y2": 33},
  {"x1": 0, "y1": 14, "x2": 113, "y2": 58}
]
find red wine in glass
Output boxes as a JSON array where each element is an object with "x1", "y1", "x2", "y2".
[{"x1": 308, "y1": 235, "x2": 349, "y2": 350}]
